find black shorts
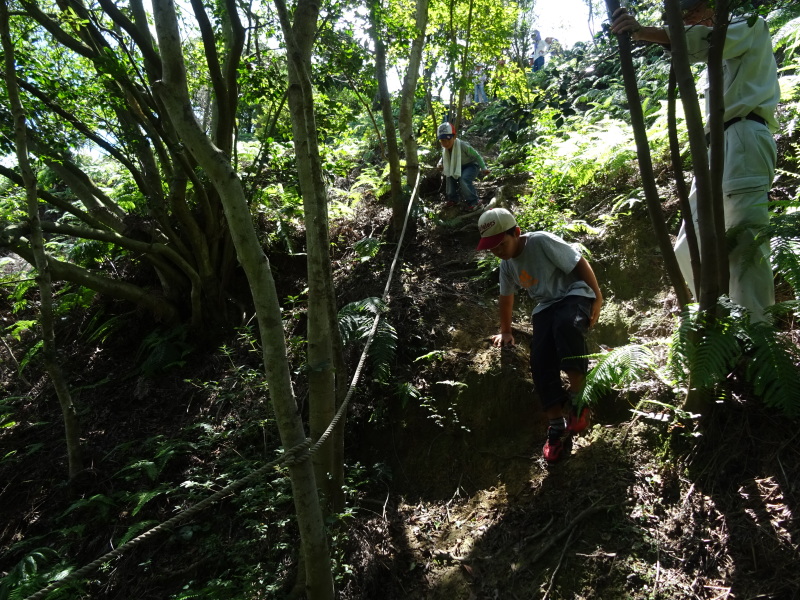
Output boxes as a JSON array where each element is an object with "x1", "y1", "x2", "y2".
[{"x1": 530, "y1": 295, "x2": 592, "y2": 409}]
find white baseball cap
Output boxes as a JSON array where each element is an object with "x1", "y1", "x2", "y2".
[{"x1": 476, "y1": 208, "x2": 517, "y2": 250}]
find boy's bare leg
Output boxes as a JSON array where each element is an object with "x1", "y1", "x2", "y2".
[
  {"x1": 565, "y1": 370, "x2": 585, "y2": 396},
  {"x1": 544, "y1": 404, "x2": 563, "y2": 420}
]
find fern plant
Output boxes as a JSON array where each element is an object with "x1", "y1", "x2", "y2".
[
  {"x1": 579, "y1": 343, "x2": 667, "y2": 408},
  {"x1": 0, "y1": 548, "x2": 82, "y2": 600},
  {"x1": 764, "y1": 199, "x2": 800, "y2": 294},
  {"x1": 337, "y1": 297, "x2": 397, "y2": 384},
  {"x1": 580, "y1": 301, "x2": 800, "y2": 419},
  {"x1": 669, "y1": 302, "x2": 800, "y2": 417},
  {"x1": 583, "y1": 183, "x2": 800, "y2": 419}
]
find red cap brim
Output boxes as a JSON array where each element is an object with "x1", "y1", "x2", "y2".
[{"x1": 476, "y1": 232, "x2": 505, "y2": 251}]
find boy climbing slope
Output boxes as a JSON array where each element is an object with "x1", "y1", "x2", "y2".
[
  {"x1": 437, "y1": 122, "x2": 489, "y2": 212},
  {"x1": 477, "y1": 208, "x2": 603, "y2": 463}
]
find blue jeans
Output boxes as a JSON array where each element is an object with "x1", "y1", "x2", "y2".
[
  {"x1": 445, "y1": 163, "x2": 480, "y2": 206},
  {"x1": 474, "y1": 82, "x2": 488, "y2": 103}
]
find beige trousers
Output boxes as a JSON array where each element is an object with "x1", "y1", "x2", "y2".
[{"x1": 673, "y1": 118, "x2": 776, "y2": 322}]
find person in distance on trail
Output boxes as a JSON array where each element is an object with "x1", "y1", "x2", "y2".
[
  {"x1": 437, "y1": 122, "x2": 490, "y2": 213},
  {"x1": 476, "y1": 208, "x2": 603, "y2": 464},
  {"x1": 474, "y1": 64, "x2": 489, "y2": 104},
  {"x1": 610, "y1": 0, "x2": 779, "y2": 323},
  {"x1": 531, "y1": 30, "x2": 552, "y2": 72}
]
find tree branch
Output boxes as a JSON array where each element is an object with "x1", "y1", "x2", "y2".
[
  {"x1": 11, "y1": 241, "x2": 179, "y2": 323},
  {"x1": 18, "y1": 0, "x2": 96, "y2": 58}
]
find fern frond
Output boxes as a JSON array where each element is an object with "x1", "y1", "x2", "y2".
[
  {"x1": 116, "y1": 520, "x2": 160, "y2": 546},
  {"x1": 767, "y1": 299, "x2": 800, "y2": 319},
  {"x1": 338, "y1": 297, "x2": 396, "y2": 383},
  {"x1": 130, "y1": 489, "x2": 166, "y2": 517},
  {"x1": 668, "y1": 305, "x2": 699, "y2": 383},
  {"x1": 668, "y1": 304, "x2": 745, "y2": 390},
  {"x1": 581, "y1": 344, "x2": 660, "y2": 405},
  {"x1": 773, "y1": 15, "x2": 800, "y2": 59},
  {"x1": 0, "y1": 548, "x2": 72, "y2": 600},
  {"x1": 395, "y1": 381, "x2": 422, "y2": 409},
  {"x1": 689, "y1": 318, "x2": 741, "y2": 390},
  {"x1": 337, "y1": 297, "x2": 384, "y2": 345},
  {"x1": 741, "y1": 323, "x2": 800, "y2": 417},
  {"x1": 368, "y1": 319, "x2": 397, "y2": 384},
  {"x1": 770, "y1": 234, "x2": 800, "y2": 296},
  {"x1": 740, "y1": 207, "x2": 800, "y2": 296}
]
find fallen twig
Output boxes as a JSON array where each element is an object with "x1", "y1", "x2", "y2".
[
  {"x1": 1, "y1": 334, "x2": 32, "y2": 387},
  {"x1": 525, "y1": 498, "x2": 608, "y2": 566},
  {"x1": 543, "y1": 526, "x2": 575, "y2": 600}
]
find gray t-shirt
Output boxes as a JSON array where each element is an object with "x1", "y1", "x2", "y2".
[{"x1": 499, "y1": 232, "x2": 596, "y2": 315}]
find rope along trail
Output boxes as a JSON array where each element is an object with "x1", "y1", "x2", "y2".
[{"x1": 24, "y1": 173, "x2": 422, "y2": 600}]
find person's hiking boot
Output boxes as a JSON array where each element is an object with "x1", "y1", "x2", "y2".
[
  {"x1": 542, "y1": 426, "x2": 572, "y2": 463},
  {"x1": 463, "y1": 201, "x2": 483, "y2": 213},
  {"x1": 568, "y1": 406, "x2": 591, "y2": 434},
  {"x1": 443, "y1": 198, "x2": 459, "y2": 209}
]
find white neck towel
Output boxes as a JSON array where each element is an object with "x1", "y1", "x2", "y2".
[{"x1": 442, "y1": 139, "x2": 462, "y2": 179}]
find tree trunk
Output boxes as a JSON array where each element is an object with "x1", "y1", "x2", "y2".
[
  {"x1": 665, "y1": 0, "x2": 732, "y2": 415},
  {"x1": 454, "y1": 0, "x2": 475, "y2": 131},
  {"x1": 605, "y1": 0, "x2": 691, "y2": 308},
  {"x1": 1, "y1": 0, "x2": 83, "y2": 479},
  {"x1": 398, "y1": 0, "x2": 429, "y2": 189},
  {"x1": 707, "y1": 0, "x2": 730, "y2": 298},
  {"x1": 347, "y1": 72, "x2": 385, "y2": 159},
  {"x1": 663, "y1": 0, "x2": 720, "y2": 314},
  {"x1": 369, "y1": 0, "x2": 405, "y2": 240},
  {"x1": 151, "y1": 1, "x2": 334, "y2": 598},
  {"x1": 274, "y1": 0, "x2": 347, "y2": 516},
  {"x1": 423, "y1": 64, "x2": 439, "y2": 145},
  {"x1": 667, "y1": 68, "x2": 701, "y2": 296},
  {"x1": 7, "y1": 0, "x2": 254, "y2": 330}
]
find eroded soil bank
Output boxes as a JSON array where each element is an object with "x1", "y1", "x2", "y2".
[{"x1": 335, "y1": 187, "x2": 800, "y2": 599}]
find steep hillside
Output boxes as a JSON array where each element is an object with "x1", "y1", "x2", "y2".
[
  {"x1": 329, "y1": 171, "x2": 800, "y2": 599},
  {"x1": 1, "y1": 159, "x2": 799, "y2": 599}
]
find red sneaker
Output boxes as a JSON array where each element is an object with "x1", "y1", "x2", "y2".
[
  {"x1": 462, "y1": 201, "x2": 483, "y2": 212},
  {"x1": 543, "y1": 427, "x2": 572, "y2": 463},
  {"x1": 568, "y1": 407, "x2": 591, "y2": 434}
]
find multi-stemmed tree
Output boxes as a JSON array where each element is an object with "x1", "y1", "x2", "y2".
[{"x1": 0, "y1": 0, "x2": 337, "y2": 595}]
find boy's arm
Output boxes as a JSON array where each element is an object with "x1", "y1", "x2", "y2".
[
  {"x1": 464, "y1": 143, "x2": 488, "y2": 173},
  {"x1": 491, "y1": 293, "x2": 516, "y2": 347},
  {"x1": 572, "y1": 257, "x2": 603, "y2": 327}
]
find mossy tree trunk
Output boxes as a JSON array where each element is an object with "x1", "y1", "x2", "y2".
[
  {"x1": 454, "y1": 0, "x2": 475, "y2": 131},
  {"x1": 398, "y1": 0, "x2": 430, "y2": 189},
  {"x1": 273, "y1": 0, "x2": 348, "y2": 516},
  {"x1": 152, "y1": 0, "x2": 334, "y2": 598},
  {"x1": 368, "y1": 0, "x2": 406, "y2": 239}
]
